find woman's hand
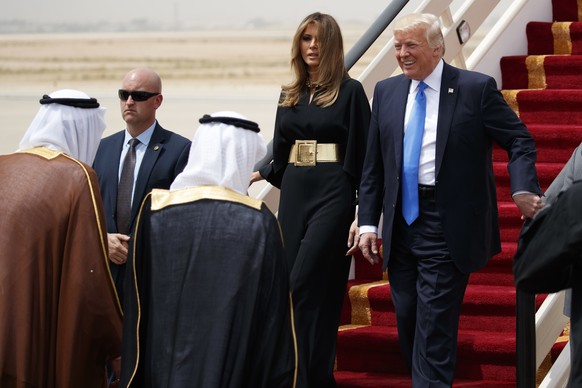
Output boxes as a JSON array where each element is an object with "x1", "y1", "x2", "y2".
[
  {"x1": 250, "y1": 171, "x2": 264, "y2": 184},
  {"x1": 346, "y1": 218, "x2": 360, "y2": 255}
]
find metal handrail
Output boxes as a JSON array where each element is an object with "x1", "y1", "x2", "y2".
[{"x1": 345, "y1": 0, "x2": 409, "y2": 70}]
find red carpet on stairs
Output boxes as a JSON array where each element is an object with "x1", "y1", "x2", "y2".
[{"x1": 334, "y1": 0, "x2": 580, "y2": 386}]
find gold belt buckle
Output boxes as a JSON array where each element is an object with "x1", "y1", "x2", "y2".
[{"x1": 295, "y1": 140, "x2": 317, "y2": 166}]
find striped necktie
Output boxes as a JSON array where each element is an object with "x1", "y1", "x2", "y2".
[{"x1": 116, "y1": 138, "x2": 139, "y2": 234}]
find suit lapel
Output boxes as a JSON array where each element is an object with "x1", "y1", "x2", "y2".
[
  {"x1": 132, "y1": 124, "x2": 165, "y2": 220},
  {"x1": 393, "y1": 76, "x2": 411, "y2": 171},
  {"x1": 108, "y1": 133, "x2": 125, "y2": 223},
  {"x1": 435, "y1": 62, "x2": 459, "y2": 178}
]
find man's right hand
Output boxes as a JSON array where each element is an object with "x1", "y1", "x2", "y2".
[
  {"x1": 358, "y1": 232, "x2": 380, "y2": 265},
  {"x1": 107, "y1": 233, "x2": 130, "y2": 265}
]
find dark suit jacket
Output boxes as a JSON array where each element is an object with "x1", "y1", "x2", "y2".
[
  {"x1": 93, "y1": 122, "x2": 191, "y2": 236},
  {"x1": 544, "y1": 142, "x2": 582, "y2": 205},
  {"x1": 93, "y1": 122, "x2": 191, "y2": 300},
  {"x1": 358, "y1": 61, "x2": 541, "y2": 273},
  {"x1": 513, "y1": 180, "x2": 582, "y2": 387},
  {"x1": 540, "y1": 142, "x2": 582, "y2": 316}
]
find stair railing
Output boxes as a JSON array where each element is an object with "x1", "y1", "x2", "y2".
[{"x1": 538, "y1": 291, "x2": 570, "y2": 387}]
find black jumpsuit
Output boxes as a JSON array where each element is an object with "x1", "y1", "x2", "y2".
[{"x1": 261, "y1": 77, "x2": 370, "y2": 387}]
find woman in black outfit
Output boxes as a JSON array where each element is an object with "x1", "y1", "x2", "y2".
[{"x1": 251, "y1": 12, "x2": 371, "y2": 387}]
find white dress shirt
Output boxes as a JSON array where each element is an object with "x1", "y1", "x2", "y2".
[
  {"x1": 118, "y1": 121, "x2": 156, "y2": 205},
  {"x1": 360, "y1": 60, "x2": 444, "y2": 235}
]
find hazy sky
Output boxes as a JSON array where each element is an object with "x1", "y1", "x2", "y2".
[{"x1": 4, "y1": 1, "x2": 391, "y2": 29}]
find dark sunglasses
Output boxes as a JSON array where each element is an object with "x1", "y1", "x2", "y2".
[{"x1": 118, "y1": 89, "x2": 160, "y2": 102}]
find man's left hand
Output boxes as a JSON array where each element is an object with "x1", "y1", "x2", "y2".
[{"x1": 513, "y1": 193, "x2": 543, "y2": 220}]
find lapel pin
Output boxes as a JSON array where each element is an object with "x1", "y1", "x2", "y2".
[
  {"x1": 448, "y1": 88, "x2": 454, "y2": 94},
  {"x1": 154, "y1": 145, "x2": 160, "y2": 151}
]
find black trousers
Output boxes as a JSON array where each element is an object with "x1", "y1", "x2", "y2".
[
  {"x1": 279, "y1": 163, "x2": 354, "y2": 388},
  {"x1": 390, "y1": 194, "x2": 469, "y2": 388}
]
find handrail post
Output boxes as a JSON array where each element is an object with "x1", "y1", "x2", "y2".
[{"x1": 516, "y1": 289, "x2": 537, "y2": 388}]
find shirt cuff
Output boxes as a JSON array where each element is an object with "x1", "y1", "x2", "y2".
[
  {"x1": 512, "y1": 190, "x2": 536, "y2": 197},
  {"x1": 359, "y1": 225, "x2": 378, "y2": 235}
]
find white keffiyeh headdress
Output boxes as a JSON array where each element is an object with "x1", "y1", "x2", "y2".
[
  {"x1": 18, "y1": 89, "x2": 107, "y2": 165},
  {"x1": 170, "y1": 111, "x2": 267, "y2": 194}
]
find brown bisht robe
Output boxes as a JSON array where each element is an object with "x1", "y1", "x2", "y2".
[
  {"x1": 121, "y1": 186, "x2": 297, "y2": 388},
  {"x1": 0, "y1": 147, "x2": 123, "y2": 388}
]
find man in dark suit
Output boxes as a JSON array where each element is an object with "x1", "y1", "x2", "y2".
[
  {"x1": 357, "y1": 13, "x2": 542, "y2": 387},
  {"x1": 544, "y1": 142, "x2": 582, "y2": 317},
  {"x1": 93, "y1": 67, "x2": 191, "y2": 305},
  {"x1": 516, "y1": 141, "x2": 582, "y2": 387},
  {"x1": 514, "y1": 179, "x2": 581, "y2": 388}
]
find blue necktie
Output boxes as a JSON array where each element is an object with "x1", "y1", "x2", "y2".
[{"x1": 402, "y1": 81, "x2": 427, "y2": 225}]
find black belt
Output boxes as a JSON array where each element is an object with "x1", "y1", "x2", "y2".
[{"x1": 418, "y1": 184, "x2": 436, "y2": 198}]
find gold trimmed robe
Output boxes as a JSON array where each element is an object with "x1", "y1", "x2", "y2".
[
  {"x1": 121, "y1": 186, "x2": 297, "y2": 388},
  {"x1": 0, "y1": 148, "x2": 123, "y2": 388}
]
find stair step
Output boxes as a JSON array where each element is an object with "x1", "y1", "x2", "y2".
[
  {"x1": 350, "y1": 243, "x2": 517, "y2": 290},
  {"x1": 469, "y1": 271, "x2": 513, "y2": 287},
  {"x1": 501, "y1": 55, "x2": 582, "y2": 90},
  {"x1": 493, "y1": 124, "x2": 582, "y2": 163},
  {"x1": 336, "y1": 326, "x2": 517, "y2": 381},
  {"x1": 470, "y1": 242, "x2": 515, "y2": 286},
  {"x1": 552, "y1": 0, "x2": 582, "y2": 22},
  {"x1": 350, "y1": 244, "x2": 518, "y2": 284},
  {"x1": 551, "y1": 337, "x2": 569, "y2": 362},
  {"x1": 340, "y1": 279, "x2": 384, "y2": 326},
  {"x1": 334, "y1": 371, "x2": 517, "y2": 388},
  {"x1": 526, "y1": 21, "x2": 582, "y2": 55},
  {"x1": 496, "y1": 201, "x2": 523, "y2": 242},
  {"x1": 502, "y1": 89, "x2": 582, "y2": 125},
  {"x1": 345, "y1": 281, "x2": 525, "y2": 332}
]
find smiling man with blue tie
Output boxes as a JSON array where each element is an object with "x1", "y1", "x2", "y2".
[{"x1": 357, "y1": 13, "x2": 542, "y2": 387}]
